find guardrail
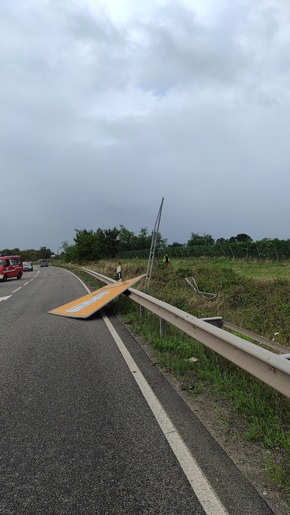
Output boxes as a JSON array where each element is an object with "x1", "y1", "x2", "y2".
[
  {"x1": 82, "y1": 268, "x2": 290, "y2": 399},
  {"x1": 223, "y1": 321, "x2": 290, "y2": 354}
]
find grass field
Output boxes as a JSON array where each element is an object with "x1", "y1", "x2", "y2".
[{"x1": 192, "y1": 257, "x2": 290, "y2": 281}]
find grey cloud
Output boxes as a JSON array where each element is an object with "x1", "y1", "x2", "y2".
[{"x1": 1, "y1": 0, "x2": 290, "y2": 251}]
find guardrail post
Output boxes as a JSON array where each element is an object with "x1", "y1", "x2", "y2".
[
  {"x1": 202, "y1": 317, "x2": 223, "y2": 329},
  {"x1": 160, "y1": 318, "x2": 166, "y2": 338}
]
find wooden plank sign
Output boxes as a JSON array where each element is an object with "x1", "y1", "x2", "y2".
[{"x1": 48, "y1": 275, "x2": 145, "y2": 319}]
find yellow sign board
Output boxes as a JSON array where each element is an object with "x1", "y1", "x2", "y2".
[{"x1": 49, "y1": 275, "x2": 145, "y2": 319}]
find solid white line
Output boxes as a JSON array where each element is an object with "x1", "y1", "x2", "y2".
[
  {"x1": 102, "y1": 313, "x2": 228, "y2": 515},
  {"x1": 66, "y1": 270, "x2": 91, "y2": 292}
]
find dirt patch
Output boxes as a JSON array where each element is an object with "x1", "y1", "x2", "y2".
[{"x1": 177, "y1": 388, "x2": 288, "y2": 515}]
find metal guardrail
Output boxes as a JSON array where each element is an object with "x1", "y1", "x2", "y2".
[
  {"x1": 223, "y1": 321, "x2": 290, "y2": 354},
  {"x1": 82, "y1": 268, "x2": 290, "y2": 399}
]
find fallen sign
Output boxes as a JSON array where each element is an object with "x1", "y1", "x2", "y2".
[{"x1": 48, "y1": 274, "x2": 145, "y2": 319}]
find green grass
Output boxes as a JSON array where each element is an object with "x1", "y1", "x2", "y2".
[
  {"x1": 56, "y1": 256, "x2": 290, "y2": 501},
  {"x1": 174, "y1": 256, "x2": 290, "y2": 281}
]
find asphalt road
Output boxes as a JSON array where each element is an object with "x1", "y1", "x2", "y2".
[{"x1": 0, "y1": 266, "x2": 274, "y2": 514}]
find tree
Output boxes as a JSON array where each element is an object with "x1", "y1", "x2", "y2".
[
  {"x1": 156, "y1": 232, "x2": 167, "y2": 250},
  {"x1": 136, "y1": 227, "x2": 151, "y2": 251},
  {"x1": 0, "y1": 248, "x2": 21, "y2": 255},
  {"x1": 187, "y1": 233, "x2": 215, "y2": 246},
  {"x1": 101, "y1": 227, "x2": 120, "y2": 258},
  {"x1": 21, "y1": 249, "x2": 39, "y2": 261},
  {"x1": 62, "y1": 241, "x2": 77, "y2": 262},
  {"x1": 118, "y1": 225, "x2": 138, "y2": 252},
  {"x1": 39, "y1": 247, "x2": 52, "y2": 258},
  {"x1": 73, "y1": 229, "x2": 101, "y2": 262},
  {"x1": 169, "y1": 242, "x2": 184, "y2": 247},
  {"x1": 236, "y1": 233, "x2": 253, "y2": 243}
]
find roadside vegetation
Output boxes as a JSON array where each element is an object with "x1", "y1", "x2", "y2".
[
  {"x1": 61, "y1": 227, "x2": 290, "y2": 262},
  {"x1": 0, "y1": 246, "x2": 52, "y2": 262},
  {"x1": 58, "y1": 256, "x2": 290, "y2": 505}
]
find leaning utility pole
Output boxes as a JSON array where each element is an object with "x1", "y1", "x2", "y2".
[{"x1": 144, "y1": 197, "x2": 164, "y2": 292}]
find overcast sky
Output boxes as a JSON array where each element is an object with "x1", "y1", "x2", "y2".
[{"x1": 1, "y1": 0, "x2": 290, "y2": 252}]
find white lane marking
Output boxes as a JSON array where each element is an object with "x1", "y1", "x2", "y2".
[
  {"x1": 0, "y1": 295, "x2": 12, "y2": 302},
  {"x1": 102, "y1": 313, "x2": 228, "y2": 515},
  {"x1": 66, "y1": 270, "x2": 91, "y2": 291},
  {"x1": 6, "y1": 272, "x2": 39, "y2": 297},
  {"x1": 68, "y1": 270, "x2": 227, "y2": 512}
]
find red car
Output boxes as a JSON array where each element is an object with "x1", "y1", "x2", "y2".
[{"x1": 0, "y1": 255, "x2": 23, "y2": 281}]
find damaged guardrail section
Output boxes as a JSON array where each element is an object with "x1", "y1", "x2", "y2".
[{"x1": 82, "y1": 268, "x2": 290, "y2": 399}]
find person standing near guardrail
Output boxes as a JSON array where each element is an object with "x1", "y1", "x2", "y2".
[{"x1": 163, "y1": 254, "x2": 170, "y2": 266}]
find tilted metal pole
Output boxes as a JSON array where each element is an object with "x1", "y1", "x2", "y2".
[{"x1": 145, "y1": 197, "x2": 164, "y2": 292}]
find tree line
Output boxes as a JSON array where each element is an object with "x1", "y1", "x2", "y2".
[
  {"x1": 59, "y1": 227, "x2": 290, "y2": 263},
  {"x1": 0, "y1": 247, "x2": 52, "y2": 261},
  {"x1": 3, "y1": 229, "x2": 290, "y2": 263},
  {"x1": 61, "y1": 226, "x2": 166, "y2": 263}
]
